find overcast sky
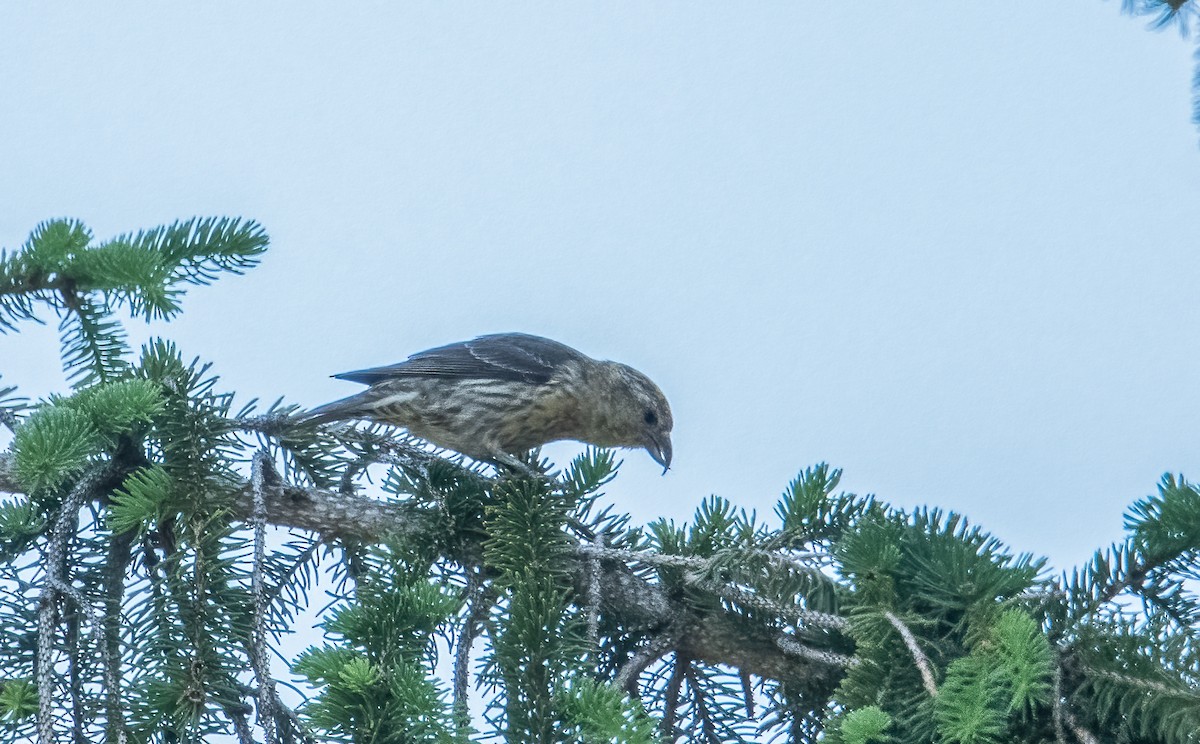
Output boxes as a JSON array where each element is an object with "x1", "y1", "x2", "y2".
[{"x1": 3, "y1": 2, "x2": 1199, "y2": 578}]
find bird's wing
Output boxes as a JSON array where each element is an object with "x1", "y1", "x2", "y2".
[{"x1": 334, "y1": 333, "x2": 589, "y2": 385}]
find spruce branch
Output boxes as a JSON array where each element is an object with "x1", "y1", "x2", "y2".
[
  {"x1": 1, "y1": 217, "x2": 266, "y2": 388},
  {"x1": 1058, "y1": 474, "x2": 1200, "y2": 639},
  {"x1": 1, "y1": 451, "x2": 850, "y2": 689},
  {"x1": 5, "y1": 329, "x2": 1199, "y2": 744},
  {"x1": 57, "y1": 293, "x2": 130, "y2": 388}
]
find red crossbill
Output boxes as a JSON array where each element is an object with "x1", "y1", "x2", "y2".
[{"x1": 306, "y1": 333, "x2": 673, "y2": 473}]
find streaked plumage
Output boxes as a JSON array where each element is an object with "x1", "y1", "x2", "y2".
[{"x1": 306, "y1": 333, "x2": 673, "y2": 472}]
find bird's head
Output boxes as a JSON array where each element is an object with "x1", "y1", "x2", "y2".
[{"x1": 594, "y1": 362, "x2": 674, "y2": 474}]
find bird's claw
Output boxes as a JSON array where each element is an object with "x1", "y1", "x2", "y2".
[{"x1": 491, "y1": 453, "x2": 545, "y2": 480}]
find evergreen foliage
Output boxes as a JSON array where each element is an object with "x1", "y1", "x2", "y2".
[
  {"x1": 0, "y1": 216, "x2": 1198, "y2": 744},
  {"x1": 1115, "y1": 1, "x2": 1200, "y2": 133}
]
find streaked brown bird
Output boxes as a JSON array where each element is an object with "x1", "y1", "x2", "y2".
[{"x1": 305, "y1": 333, "x2": 674, "y2": 473}]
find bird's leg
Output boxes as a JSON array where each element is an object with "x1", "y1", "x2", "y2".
[
  {"x1": 485, "y1": 450, "x2": 595, "y2": 537},
  {"x1": 506, "y1": 452, "x2": 599, "y2": 539},
  {"x1": 489, "y1": 451, "x2": 543, "y2": 479}
]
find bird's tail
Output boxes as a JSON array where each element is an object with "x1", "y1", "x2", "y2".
[{"x1": 298, "y1": 394, "x2": 367, "y2": 426}]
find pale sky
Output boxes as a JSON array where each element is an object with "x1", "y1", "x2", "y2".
[{"x1": 3, "y1": 1, "x2": 1199, "y2": 579}]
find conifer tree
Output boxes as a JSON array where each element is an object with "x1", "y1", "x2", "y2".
[{"x1": 2, "y1": 218, "x2": 1198, "y2": 743}]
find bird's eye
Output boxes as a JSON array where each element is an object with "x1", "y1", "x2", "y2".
[{"x1": 643, "y1": 409, "x2": 657, "y2": 426}]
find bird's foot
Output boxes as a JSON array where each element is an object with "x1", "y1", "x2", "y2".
[{"x1": 491, "y1": 452, "x2": 546, "y2": 480}]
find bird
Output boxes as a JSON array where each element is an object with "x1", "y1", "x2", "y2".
[{"x1": 305, "y1": 333, "x2": 673, "y2": 473}]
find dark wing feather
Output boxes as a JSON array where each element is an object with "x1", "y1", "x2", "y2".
[{"x1": 334, "y1": 333, "x2": 589, "y2": 385}]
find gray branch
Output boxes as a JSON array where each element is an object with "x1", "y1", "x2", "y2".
[
  {"x1": 0, "y1": 450, "x2": 847, "y2": 691},
  {"x1": 249, "y1": 452, "x2": 278, "y2": 744},
  {"x1": 225, "y1": 467, "x2": 846, "y2": 688},
  {"x1": 885, "y1": 611, "x2": 938, "y2": 697},
  {"x1": 0, "y1": 452, "x2": 18, "y2": 494}
]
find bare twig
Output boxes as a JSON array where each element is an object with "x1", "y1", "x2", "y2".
[
  {"x1": 52, "y1": 563, "x2": 129, "y2": 742},
  {"x1": 1053, "y1": 659, "x2": 1067, "y2": 744},
  {"x1": 577, "y1": 543, "x2": 845, "y2": 634},
  {"x1": 102, "y1": 531, "x2": 133, "y2": 744},
  {"x1": 775, "y1": 635, "x2": 857, "y2": 668},
  {"x1": 453, "y1": 569, "x2": 491, "y2": 739},
  {"x1": 577, "y1": 544, "x2": 823, "y2": 576},
  {"x1": 749, "y1": 547, "x2": 834, "y2": 575},
  {"x1": 885, "y1": 611, "x2": 938, "y2": 697},
  {"x1": 250, "y1": 451, "x2": 278, "y2": 744},
  {"x1": 49, "y1": 577, "x2": 99, "y2": 626},
  {"x1": 65, "y1": 607, "x2": 84, "y2": 744},
  {"x1": 327, "y1": 424, "x2": 491, "y2": 482},
  {"x1": 0, "y1": 452, "x2": 18, "y2": 493},
  {"x1": 229, "y1": 413, "x2": 297, "y2": 438},
  {"x1": 686, "y1": 571, "x2": 849, "y2": 631},
  {"x1": 616, "y1": 631, "x2": 679, "y2": 694},
  {"x1": 586, "y1": 535, "x2": 604, "y2": 648},
  {"x1": 37, "y1": 467, "x2": 107, "y2": 744}
]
